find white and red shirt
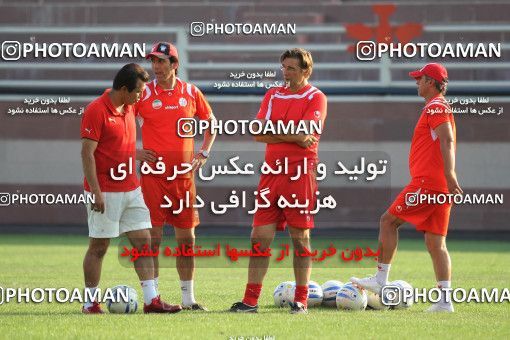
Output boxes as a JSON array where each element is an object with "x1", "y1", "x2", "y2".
[
  {"x1": 135, "y1": 78, "x2": 212, "y2": 179},
  {"x1": 256, "y1": 84, "x2": 327, "y2": 171}
]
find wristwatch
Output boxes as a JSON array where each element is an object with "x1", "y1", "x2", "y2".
[{"x1": 199, "y1": 149, "x2": 209, "y2": 158}]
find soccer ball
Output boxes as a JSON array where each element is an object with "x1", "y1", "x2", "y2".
[
  {"x1": 273, "y1": 280, "x2": 323, "y2": 307},
  {"x1": 336, "y1": 282, "x2": 367, "y2": 311},
  {"x1": 321, "y1": 280, "x2": 343, "y2": 307},
  {"x1": 273, "y1": 281, "x2": 295, "y2": 307},
  {"x1": 385, "y1": 280, "x2": 414, "y2": 310},
  {"x1": 366, "y1": 290, "x2": 389, "y2": 310},
  {"x1": 106, "y1": 285, "x2": 138, "y2": 313},
  {"x1": 307, "y1": 281, "x2": 323, "y2": 307}
]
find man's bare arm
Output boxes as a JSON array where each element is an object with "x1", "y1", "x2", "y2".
[
  {"x1": 200, "y1": 114, "x2": 217, "y2": 152},
  {"x1": 81, "y1": 138, "x2": 105, "y2": 213},
  {"x1": 435, "y1": 122, "x2": 463, "y2": 195},
  {"x1": 253, "y1": 119, "x2": 317, "y2": 148},
  {"x1": 254, "y1": 134, "x2": 285, "y2": 144},
  {"x1": 191, "y1": 115, "x2": 218, "y2": 171}
]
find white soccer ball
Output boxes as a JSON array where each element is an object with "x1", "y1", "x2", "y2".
[
  {"x1": 321, "y1": 280, "x2": 344, "y2": 307},
  {"x1": 307, "y1": 281, "x2": 323, "y2": 307},
  {"x1": 336, "y1": 282, "x2": 368, "y2": 311},
  {"x1": 385, "y1": 280, "x2": 414, "y2": 310},
  {"x1": 366, "y1": 290, "x2": 389, "y2": 310},
  {"x1": 106, "y1": 285, "x2": 138, "y2": 314},
  {"x1": 273, "y1": 281, "x2": 295, "y2": 307}
]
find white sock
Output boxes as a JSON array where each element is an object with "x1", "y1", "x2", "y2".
[
  {"x1": 437, "y1": 280, "x2": 452, "y2": 305},
  {"x1": 375, "y1": 263, "x2": 391, "y2": 285},
  {"x1": 180, "y1": 280, "x2": 196, "y2": 306},
  {"x1": 154, "y1": 277, "x2": 159, "y2": 292},
  {"x1": 84, "y1": 287, "x2": 98, "y2": 308},
  {"x1": 140, "y1": 279, "x2": 158, "y2": 304}
]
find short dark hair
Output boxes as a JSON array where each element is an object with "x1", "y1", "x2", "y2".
[
  {"x1": 425, "y1": 75, "x2": 448, "y2": 95},
  {"x1": 280, "y1": 48, "x2": 314, "y2": 71},
  {"x1": 112, "y1": 63, "x2": 150, "y2": 91}
]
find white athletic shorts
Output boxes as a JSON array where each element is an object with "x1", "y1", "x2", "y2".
[{"x1": 84, "y1": 187, "x2": 152, "y2": 238}]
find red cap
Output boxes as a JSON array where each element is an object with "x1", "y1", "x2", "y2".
[
  {"x1": 146, "y1": 42, "x2": 179, "y2": 60},
  {"x1": 409, "y1": 63, "x2": 448, "y2": 83}
]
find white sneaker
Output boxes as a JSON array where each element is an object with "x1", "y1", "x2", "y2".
[
  {"x1": 350, "y1": 275, "x2": 383, "y2": 294},
  {"x1": 425, "y1": 302, "x2": 454, "y2": 313}
]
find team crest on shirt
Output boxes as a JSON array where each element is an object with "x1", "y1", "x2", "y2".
[
  {"x1": 152, "y1": 99, "x2": 163, "y2": 109},
  {"x1": 179, "y1": 97, "x2": 188, "y2": 107}
]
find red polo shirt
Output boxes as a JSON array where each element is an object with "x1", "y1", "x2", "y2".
[
  {"x1": 409, "y1": 94, "x2": 456, "y2": 193},
  {"x1": 80, "y1": 89, "x2": 139, "y2": 192}
]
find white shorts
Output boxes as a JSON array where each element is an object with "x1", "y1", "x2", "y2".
[{"x1": 84, "y1": 187, "x2": 152, "y2": 238}]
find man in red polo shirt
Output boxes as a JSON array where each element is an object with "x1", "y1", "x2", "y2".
[
  {"x1": 230, "y1": 48, "x2": 327, "y2": 314},
  {"x1": 351, "y1": 63, "x2": 461, "y2": 313},
  {"x1": 135, "y1": 42, "x2": 216, "y2": 310},
  {"x1": 81, "y1": 63, "x2": 181, "y2": 314}
]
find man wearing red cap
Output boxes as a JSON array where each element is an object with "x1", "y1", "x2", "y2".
[
  {"x1": 351, "y1": 63, "x2": 461, "y2": 313},
  {"x1": 135, "y1": 42, "x2": 216, "y2": 310}
]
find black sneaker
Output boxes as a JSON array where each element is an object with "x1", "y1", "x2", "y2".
[
  {"x1": 229, "y1": 301, "x2": 258, "y2": 313},
  {"x1": 289, "y1": 302, "x2": 308, "y2": 314},
  {"x1": 183, "y1": 303, "x2": 208, "y2": 311}
]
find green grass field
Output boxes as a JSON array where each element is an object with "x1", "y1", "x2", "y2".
[{"x1": 0, "y1": 234, "x2": 509, "y2": 339}]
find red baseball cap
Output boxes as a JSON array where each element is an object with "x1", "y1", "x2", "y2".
[
  {"x1": 146, "y1": 42, "x2": 179, "y2": 60},
  {"x1": 409, "y1": 63, "x2": 448, "y2": 82}
]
